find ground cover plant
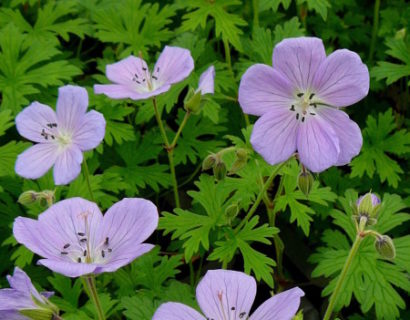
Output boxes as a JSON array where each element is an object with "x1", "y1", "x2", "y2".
[{"x1": 0, "y1": 0, "x2": 409, "y2": 319}]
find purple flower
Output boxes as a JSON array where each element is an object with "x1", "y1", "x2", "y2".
[
  {"x1": 196, "y1": 66, "x2": 215, "y2": 95},
  {"x1": 13, "y1": 197, "x2": 158, "y2": 278},
  {"x1": 15, "y1": 85, "x2": 106, "y2": 185},
  {"x1": 0, "y1": 267, "x2": 55, "y2": 320},
  {"x1": 239, "y1": 37, "x2": 369, "y2": 172},
  {"x1": 153, "y1": 269, "x2": 304, "y2": 320},
  {"x1": 94, "y1": 46, "x2": 194, "y2": 100}
]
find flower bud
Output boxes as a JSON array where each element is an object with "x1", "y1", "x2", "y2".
[
  {"x1": 225, "y1": 203, "x2": 239, "y2": 220},
  {"x1": 375, "y1": 235, "x2": 396, "y2": 259},
  {"x1": 202, "y1": 154, "x2": 217, "y2": 171},
  {"x1": 297, "y1": 171, "x2": 314, "y2": 196},
  {"x1": 213, "y1": 161, "x2": 226, "y2": 181},
  {"x1": 357, "y1": 193, "x2": 381, "y2": 219},
  {"x1": 184, "y1": 88, "x2": 202, "y2": 113},
  {"x1": 20, "y1": 308, "x2": 54, "y2": 320},
  {"x1": 18, "y1": 190, "x2": 38, "y2": 206},
  {"x1": 228, "y1": 149, "x2": 248, "y2": 175}
]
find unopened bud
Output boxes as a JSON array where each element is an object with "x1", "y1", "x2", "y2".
[
  {"x1": 213, "y1": 161, "x2": 226, "y2": 181},
  {"x1": 184, "y1": 88, "x2": 202, "y2": 113},
  {"x1": 18, "y1": 190, "x2": 38, "y2": 206},
  {"x1": 229, "y1": 149, "x2": 248, "y2": 175},
  {"x1": 357, "y1": 193, "x2": 381, "y2": 220},
  {"x1": 202, "y1": 154, "x2": 217, "y2": 171},
  {"x1": 375, "y1": 235, "x2": 396, "y2": 259},
  {"x1": 20, "y1": 308, "x2": 54, "y2": 320},
  {"x1": 225, "y1": 203, "x2": 239, "y2": 220},
  {"x1": 298, "y1": 171, "x2": 314, "y2": 196}
]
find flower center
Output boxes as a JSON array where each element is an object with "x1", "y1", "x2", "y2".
[
  {"x1": 57, "y1": 131, "x2": 72, "y2": 147},
  {"x1": 131, "y1": 65, "x2": 161, "y2": 93},
  {"x1": 289, "y1": 92, "x2": 319, "y2": 122}
]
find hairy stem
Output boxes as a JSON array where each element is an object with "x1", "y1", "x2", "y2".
[
  {"x1": 170, "y1": 111, "x2": 191, "y2": 149},
  {"x1": 368, "y1": 0, "x2": 381, "y2": 64},
  {"x1": 253, "y1": 0, "x2": 259, "y2": 27},
  {"x1": 152, "y1": 98, "x2": 181, "y2": 208},
  {"x1": 82, "y1": 159, "x2": 94, "y2": 202},
  {"x1": 223, "y1": 39, "x2": 232, "y2": 71},
  {"x1": 323, "y1": 235, "x2": 362, "y2": 320},
  {"x1": 83, "y1": 276, "x2": 105, "y2": 320}
]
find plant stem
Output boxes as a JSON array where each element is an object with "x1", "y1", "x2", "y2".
[
  {"x1": 223, "y1": 39, "x2": 232, "y2": 72},
  {"x1": 152, "y1": 98, "x2": 181, "y2": 208},
  {"x1": 234, "y1": 160, "x2": 289, "y2": 232},
  {"x1": 170, "y1": 111, "x2": 191, "y2": 149},
  {"x1": 83, "y1": 276, "x2": 105, "y2": 320},
  {"x1": 253, "y1": 0, "x2": 259, "y2": 27},
  {"x1": 368, "y1": 0, "x2": 381, "y2": 64},
  {"x1": 189, "y1": 261, "x2": 195, "y2": 287},
  {"x1": 82, "y1": 159, "x2": 94, "y2": 202},
  {"x1": 323, "y1": 235, "x2": 363, "y2": 320}
]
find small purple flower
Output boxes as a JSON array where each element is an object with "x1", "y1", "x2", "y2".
[
  {"x1": 13, "y1": 197, "x2": 158, "y2": 278},
  {"x1": 357, "y1": 193, "x2": 380, "y2": 206},
  {"x1": 196, "y1": 66, "x2": 215, "y2": 95},
  {"x1": 0, "y1": 267, "x2": 55, "y2": 320},
  {"x1": 94, "y1": 46, "x2": 194, "y2": 100},
  {"x1": 15, "y1": 85, "x2": 106, "y2": 185},
  {"x1": 239, "y1": 37, "x2": 369, "y2": 172},
  {"x1": 153, "y1": 269, "x2": 304, "y2": 320}
]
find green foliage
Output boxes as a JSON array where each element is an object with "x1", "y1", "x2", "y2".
[
  {"x1": 310, "y1": 190, "x2": 410, "y2": 319},
  {"x1": 350, "y1": 109, "x2": 410, "y2": 188},
  {"x1": 299, "y1": 0, "x2": 331, "y2": 20}
]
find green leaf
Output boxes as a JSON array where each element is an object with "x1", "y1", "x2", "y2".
[
  {"x1": 178, "y1": 0, "x2": 246, "y2": 52},
  {"x1": 0, "y1": 141, "x2": 30, "y2": 177},
  {"x1": 0, "y1": 23, "x2": 81, "y2": 114},
  {"x1": 47, "y1": 274, "x2": 82, "y2": 309},
  {"x1": 92, "y1": 0, "x2": 176, "y2": 57},
  {"x1": 310, "y1": 190, "x2": 410, "y2": 319},
  {"x1": 350, "y1": 109, "x2": 410, "y2": 188},
  {"x1": 0, "y1": 109, "x2": 14, "y2": 136},
  {"x1": 298, "y1": 0, "x2": 331, "y2": 20},
  {"x1": 259, "y1": 0, "x2": 292, "y2": 12}
]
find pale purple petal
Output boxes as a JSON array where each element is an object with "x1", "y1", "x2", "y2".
[
  {"x1": 106, "y1": 55, "x2": 148, "y2": 87},
  {"x1": 0, "y1": 290, "x2": 33, "y2": 310},
  {"x1": 0, "y1": 310, "x2": 27, "y2": 320},
  {"x1": 196, "y1": 270, "x2": 256, "y2": 320},
  {"x1": 273, "y1": 37, "x2": 326, "y2": 90},
  {"x1": 38, "y1": 259, "x2": 96, "y2": 278},
  {"x1": 56, "y1": 85, "x2": 88, "y2": 132},
  {"x1": 197, "y1": 66, "x2": 215, "y2": 94},
  {"x1": 312, "y1": 49, "x2": 369, "y2": 107},
  {"x1": 357, "y1": 193, "x2": 380, "y2": 206},
  {"x1": 239, "y1": 64, "x2": 294, "y2": 116},
  {"x1": 249, "y1": 287, "x2": 304, "y2": 320},
  {"x1": 15, "y1": 143, "x2": 58, "y2": 180},
  {"x1": 95, "y1": 244, "x2": 154, "y2": 274},
  {"x1": 250, "y1": 109, "x2": 298, "y2": 165},
  {"x1": 73, "y1": 110, "x2": 106, "y2": 151},
  {"x1": 152, "y1": 46, "x2": 194, "y2": 87},
  {"x1": 94, "y1": 83, "x2": 171, "y2": 100},
  {"x1": 15, "y1": 102, "x2": 58, "y2": 143},
  {"x1": 318, "y1": 108, "x2": 362, "y2": 165},
  {"x1": 7, "y1": 268, "x2": 43, "y2": 303},
  {"x1": 153, "y1": 302, "x2": 205, "y2": 320},
  {"x1": 53, "y1": 146, "x2": 83, "y2": 185},
  {"x1": 297, "y1": 115, "x2": 340, "y2": 172}
]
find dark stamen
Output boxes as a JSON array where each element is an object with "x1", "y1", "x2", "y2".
[
  {"x1": 135, "y1": 80, "x2": 141, "y2": 84},
  {"x1": 310, "y1": 112, "x2": 316, "y2": 115},
  {"x1": 108, "y1": 248, "x2": 112, "y2": 253},
  {"x1": 310, "y1": 103, "x2": 317, "y2": 108},
  {"x1": 297, "y1": 93, "x2": 304, "y2": 97},
  {"x1": 77, "y1": 257, "x2": 81, "y2": 263},
  {"x1": 302, "y1": 117, "x2": 305, "y2": 122},
  {"x1": 101, "y1": 250, "x2": 105, "y2": 258},
  {"x1": 290, "y1": 105, "x2": 295, "y2": 111},
  {"x1": 239, "y1": 312, "x2": 246, "y2": 318},
  {"x1": 156, "y1": 67, "x2": 160, "y2": 72},
  {"x1": 51, "y1": 135, "x2": 55, "y2": 139},
  {"x1": 105, "y1": 237, "x2": 109, "y2": 246},
  {"x1": 152, "y1": 76, "x2": 158, "y2": 80},
  {"x1": 80, "y1": 238, "x2": 87, "y2": 243},
  {"x1": 309, "y1": 93, "x2": 315, "y2": 99},
  {"x1": 142, "y1": 67, "x2": 147, "y2": 71},
  {"x1": 134, "y1": 73, "x2": 138, "y2": 78},
  {"x1": 61, "y1": 251, "x2": 68, "y2": 255},
  {"x1": 77, "y1": 232, "x2": 85, "y2": 236},
  {"x1": 231, "y1": 307, "x2": 235, "y2": 311},
  {"x1": 83, "y1": 250, "x2": 87, "y2": 256},
  {"x1": 142, "y1": 78, "x2": 146, "y2": 82},
  {"x1": 296, "y1": 113, "x2": 299, "y2": 120},
  {"x1": 63, "y1": 244, "x2": 70, "y2": 249}
]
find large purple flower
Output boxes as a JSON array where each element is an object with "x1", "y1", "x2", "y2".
[
  {"x1": 153, "y1": 269, "x2": 304, "y2": 320},
  {"x1": 94, "y1": 46, "x2": 194, "y2": 100},
  {"x1": 239, "y1": 37, "x2": 369, "y2": 172},
  {"x1": 0, "y1": 267, "x2": 55, "y2": 320},
  {"x1": 15, "y1": 85, "x2": 106, "y2": 185},
  {"x1": 13, "y1": 197, "x2": 158, "y2": 278}
]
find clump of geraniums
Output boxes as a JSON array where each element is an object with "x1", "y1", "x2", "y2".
[
  {"x1": 0, "y1": 267, "x2": 60, "y2": 319},
  {"x1": 153, "y1": 269, "x2": 304, "y2": 320},
  {"x1": 239, "y1": 37, "x2": 369, "y2": 173},
  {"x1": 323, "y1": 192, "x2": 396, "y2": 320},
  {"x1": 15, "y1": 85, "x2": 106, "y2": 185}
]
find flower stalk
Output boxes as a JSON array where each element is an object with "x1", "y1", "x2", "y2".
[
  {"x1": 83, "y1": 276, "x2": 106, "y2": 320},
  {"x1": 82, "y1": 159, "x2": 94, "y2": 202}
]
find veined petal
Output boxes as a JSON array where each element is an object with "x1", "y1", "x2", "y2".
[
  {"x1": 0, "y1": 289, "x2": 34, "y2": 310},
  {"x1": 53, "y1": 145, "x2": 83, "y2": 185},
  {"x1": 197, "y1": 66, "x2": 215, "y2": 94},
  {"x1": 15, "y1": 143, "x2": 58, "y2": 180},
  {"x1": 0, "y1": 310, "x2": 28, "y2": 320},
  {"x1": 73, "y1": 110, "x2": 106, "y2": 151},
  {"x1": 250, "y1": 109, "x2": 298, "y2": 165},
  {"x1": 318, "y1": 108, "x2": 362, "y2": 165},
  {"x1": 106, "y1": 55, "x2": 148, "y2": 87},
  {"x1": 239, "y1": 64, "x2": 294, "y2": 116},
  {"x1": 56, "y1": 85, "x2": 89, "y2": 132},
  {"x1": 94, "y1": 83, "x2": 171, "y2": 100},
  {"x1": 312, "y1": 49, "x2": 369, "y2": 107},
  {"x1": 7, "y1": 268, "x2": 43, "y2": 303},
  {"x1": 153, "y1": 302, "x2": 205, "y2": 320},
  {"x1": 38, "y1": 259, "x2": 96, "y2": 278},
  {"x1": 15, "y1": 102, "x2": 58, "y2": 143},
  {"x1": 297, "y1": 114, "x2": 340, "y2": 172},
  {"x1": 196, "y1": 270, "x2": 256, "y2": 320},
  {"x1": 152, "y1": 46, "x2": 194, "y2": 87},
  {"x1": 273, "y1": 37, "x2": 326, "y2": 91},
  {"x1": 249, "y1": 287, "x2": 304, "y2": 320}
]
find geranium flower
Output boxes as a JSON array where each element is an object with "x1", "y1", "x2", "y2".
[
  {"x1": 94, "y1": 46, "x2": 194, "y2": 100},
  {"x1": 0, "y1": 267, "x2": 56, "y2": 319},
  {"x1": 239, "y1": 37, "x2": 369, "y2": 172},
  {"x1": 153, "y1": 269, "x2": 304, "y2": 320},
  {"x1": 13, "y1": 197, "x2": 158, "y2": 278},
  {"x1": 196, "y1": 65, "x2": 215, "y2": 95},
  {"x1": 15, "y1": 85, "x2": 106, "y2": 185}
]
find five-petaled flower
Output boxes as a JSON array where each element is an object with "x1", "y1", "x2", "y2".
[
  {"x1": 153, "y1": 269, "x2": 304, "y2": 320},
  {"x1": 239, "y1": 37, "x2": 369, "y2": 172},
  {"x1": 0, "y1": 267, "x2": 56, "y2": 320},
  {"x1": 94, "y1": 46, "x2": 194, "y2": 100},
  {"x1": 15, "y1": 85, "x2": 106, "y2": 185},
  {"x1": 13, "y1": 197, "x2": 158, "y2": 278}
]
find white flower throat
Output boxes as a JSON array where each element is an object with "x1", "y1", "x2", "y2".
[
  {"x1": 41, "y1": 122, "x2": 73, "y2": 149},
  {"x1": 289, "y1": 91, "x2": 322, "y2": 122},
  {"x1": 131, "y1": 62, "x2": 162, "y2": 93}
]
